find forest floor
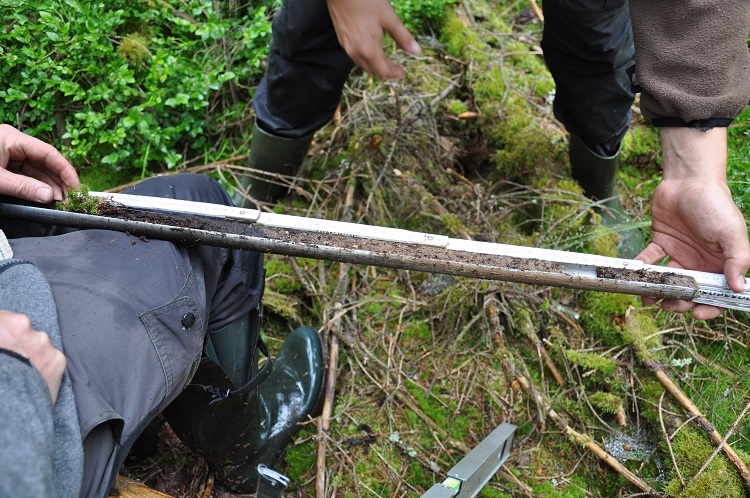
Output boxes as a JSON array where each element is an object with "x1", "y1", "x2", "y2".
[{"x1": 116, "y1": 2, "x2": 750, "y2": 497}]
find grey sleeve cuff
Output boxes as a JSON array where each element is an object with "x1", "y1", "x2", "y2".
[{"x1": 0, "y1": 352, "x2": 58, "y2": 498}]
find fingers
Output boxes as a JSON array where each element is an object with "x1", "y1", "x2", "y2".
[
  {"x1": 0, "y1": 168, "x2": 53, "y2": 203},
  {"x1": 0, "y1": 310, "x2": 66, "y2": 404},
  {"x1": 383, "y1": 9, "x2": 421, "y2": 56},
  {"x1": 722, "y1": 242, "x2": 750, "y2": 294},
  {"x1": 0, "y1": 124, "x2": 79, "y2": 202},
  {"x1": 634, "y1": 242, "x2": 667, "y2": 266},
  {"x1": 636, "y1": 242, "x2": 727, "y2": 318}
]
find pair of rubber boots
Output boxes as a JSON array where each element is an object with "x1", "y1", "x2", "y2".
[
  {"x1": 236, "y1": 124, "x2": 642, "y2": 258},
  {"x1": 164, "y1": 307, "x2": 325, "y2": 494}
]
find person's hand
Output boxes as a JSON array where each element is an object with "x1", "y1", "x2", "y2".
[
  {"x1": 327, "y1": 0, "x2": 421, "y2": 79},
  {"x1": 635, "y1": 127, "x2": 750, "y2": 319},
  {"x1": 0, "y1": 310, "x2": 67, "y2": 404},
  {"x1": 0, "y1": 124, "x2": 79, "y2": 203}
]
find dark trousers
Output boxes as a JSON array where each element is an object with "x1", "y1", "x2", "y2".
[
  {"x1": 253, "y1": 0, "x2": 635, "y2": 155},
  {"x1": 3, "y1": 174, "x2": 263, "y2": 497},
  {"x1": 542, "y1": 0, "x2": 635, "y2": 156}
]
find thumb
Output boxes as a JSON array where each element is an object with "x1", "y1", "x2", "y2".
[
  {"x1": 723, "y1": 255, "x2": 750, "y2": 294},
  {"x1": 0, "y1": 169, "x2": 54, "y2": 203}
]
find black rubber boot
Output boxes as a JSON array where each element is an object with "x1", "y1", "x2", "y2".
[
  {"x1": 234, "y1": 121, "x2": 314, "y2": 208},
  {"x1": 163, "y1": 324, "x2": 325, "y2": 494},
  {"x1": 569, "y1": 134, "x2": 644, "y2": 259}
]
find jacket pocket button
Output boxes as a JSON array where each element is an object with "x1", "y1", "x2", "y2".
[{"x1": 181, "y1": 312, "x2": 196, "y2": 329}]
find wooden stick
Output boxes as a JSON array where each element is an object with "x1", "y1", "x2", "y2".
[
  {"x1": 528, "y1": 0, "x2": 544, "y2": 23},
  {"x1": 519, "y1": 310, "x2": 565, "y2": 386},
  {"x1": 316, "y1": 182, "x2": 356, "y2": 498}
]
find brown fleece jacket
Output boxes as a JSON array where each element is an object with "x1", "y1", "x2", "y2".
[{"x1": 630, "y1": 0, "x2": 750, "y2": 126}]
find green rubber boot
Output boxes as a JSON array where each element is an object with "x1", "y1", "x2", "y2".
[
  {"x1": 163, "y1": 324, "x2": 325, "y2": 494},
  {"x1": 569, "y1": 134, "x2": 644, "y2": 259},
  {"x1": 234, "y1": 122, "x2": 314, "y2": 208}
]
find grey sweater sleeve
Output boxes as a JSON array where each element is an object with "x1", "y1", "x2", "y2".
[
  {"x1": 0, "y1": 349, "x2": 58, "y2": 498},
  {"x1": 630, "y1": 0, "x2": 750, "y2": 127},
  {"x1": 0, "y1": 259, "x2": 83, "y2": 498}
]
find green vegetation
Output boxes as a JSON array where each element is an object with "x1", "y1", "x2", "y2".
[
  {"x1": 57, "y1": 184, "x2": 97, "y2": 214},
  {"x1": 1, "y1": 0, "x2": 273, "y2": 175}
]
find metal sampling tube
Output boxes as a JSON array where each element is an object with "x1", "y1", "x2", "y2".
[{"x1": 1, "y1": 193, "x2": 748, "y2": 312}]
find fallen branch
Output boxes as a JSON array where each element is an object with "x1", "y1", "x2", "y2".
[
  {"x1": 518, "y1": 309, "x2": 565, "y2": 386},
  {"x1": 316, "y1": 181, "x2": 356, "y2": 498}
]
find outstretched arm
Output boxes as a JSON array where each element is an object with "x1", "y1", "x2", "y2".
[
  {"x1": 327, "y1": 0, "x2": 421, "y2": 79},
  {"x1": 636, "y1": 128, "x2": 750, "y2": 319},
  {"x1": 0, "y1": 124, "x2": 79, "y2": 203}
]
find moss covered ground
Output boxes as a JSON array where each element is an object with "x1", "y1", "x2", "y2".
[{"x1": 110, "y1": 2, "x2": 750, "y2": 497}]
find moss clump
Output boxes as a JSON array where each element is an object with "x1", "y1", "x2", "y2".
[
  {"x1": 439, "y1": 10, "x2": 487, "y2": 63},
  {"x1": 264, "y1": 258, "x2": 303, "y2": 294},
  {"x1": 585, "y1": 223, "x2": 620, "y2": 258},
  {"x1": 589, "y1": 391, "x2": 623, "y2": 415},
  {"x1": 402, "y1": 321, "x2": 432, "y2": 341},
  {"x1": 445, "y1": 99, "x2": 469, "y2": 115},
  {"x1": 564, "y1": 350, "x2": 617, "y2": 376},
  {"x1": 578, "y1": 291, "x2": 639, "y2": 349},
  {"x1": 117, "y1": 32, "x2": 150, "y2": 65},
  {"x1": 662, "y1": 426, "x2": 743, "y2": 497},
  {"x1": 57, "y1": 185, "x2": 98, "y2": 214},
  {"x1": 619, "y1": 309, "x2": 660, "y2": 360}
]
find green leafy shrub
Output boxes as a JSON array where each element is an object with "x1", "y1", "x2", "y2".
[
  {"x1": 0, "y1": 0, "x2": 274, "y2": 174},
  {"x1": 393, "y1": 0, "x2": 455, "y2": 32}
]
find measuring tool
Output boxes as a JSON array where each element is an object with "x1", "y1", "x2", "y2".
[
  {"x1": 2, "y1": 191, "x2": 749, "y2": 311},
  {"x1": 422, "y1": 423, "x2": 516, "y2": 498}
]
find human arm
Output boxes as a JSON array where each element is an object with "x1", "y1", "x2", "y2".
[
  {"x1": 0, "y1": 124, "x2": 79, "y2": 203},
  {"x1": 326, "y1": 0, "x2": 421, "y2": 79},
  {"x1": 629, "y1": 0, "x2": 750, "y2": 317},
  {"x1": 636, "y1": 128, "x2": 750, "y2": 319}
]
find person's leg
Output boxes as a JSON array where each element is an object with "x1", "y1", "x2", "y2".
[
  {"x1": 237, "y1": 0, "x2": 354, "y2": 207},
  {"x1": 542, "y1": 0, "x2": 634, "y2": 157},
  {"x1": 542, "y1": 0, "x2": 642, "y2": 257},
  {"x1": 7, "y1": 174, "x2": 257, "y2": 495}
]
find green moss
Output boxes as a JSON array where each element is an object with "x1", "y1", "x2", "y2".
[
  {"x1": 282, "y1": 425, "x2": 318, "y2": 491},
  {"x1": 618, "y1": 310, "x2": 660, "y2": 360},
  {"x1": 117, "y1": 32, "x2": 150, "y2": 65},
  {"x1": 446, "y1": 99, "x2": 469, "y2": 115},
  {"x1": 264, "y1": 258, "x2": 303, "y2": 294},
  {"x1": 261, "y1": 289, "x2": 301, "y2": 322},
  {"x1": 564, "y1": 350, "x2": 617, "y2": 376},
  {"x1": 585, "y1": 224, "x2": 620, "y2": 258},
  {"x1": 57, "y1": 184, "x2": 98, "y2": 214},
  {"x1": 663, "y1": 426, "x2": 743, "y2": 497},
  {"x1": 439, "y1": 10, "x2": 487, "y2": 62},
  {"x1": 532, "y1": 478, "x2": 588, "y2": 497},
  {"x1": 78, "y1": 164, "x2": 136, "y2": 191},
  {"x1": 589, "y1": 391, "x2": 623, "y2": 415},
  {"x1": 403, "y1": 321, "x2": 432, "y2": 341},
  {"x1": 578, "y1": 291, "x2": 639, "y2": 349}
]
